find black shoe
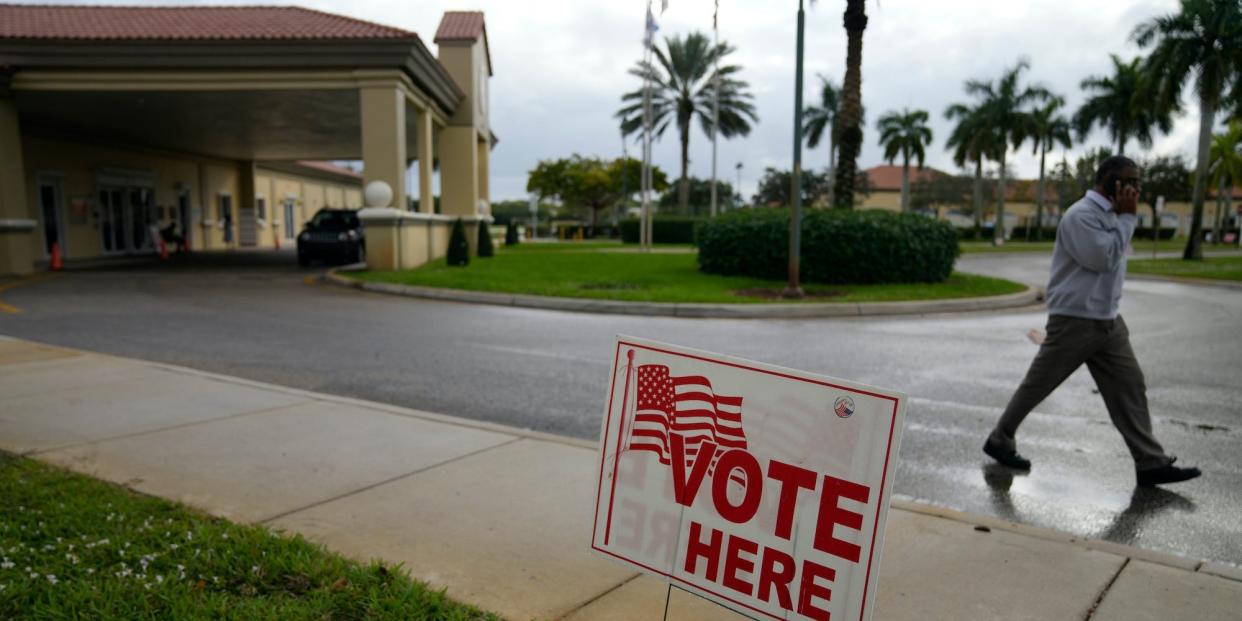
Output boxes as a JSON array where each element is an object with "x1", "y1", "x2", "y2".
[
  {"x1": 983, "y1": 439, "x2": 1031, "y2": 470},
  {"x1": 1137, "y1": 457, "x2": 1201, "y2": 487}
]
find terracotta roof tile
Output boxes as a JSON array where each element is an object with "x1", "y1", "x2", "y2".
[
  {"x1": 433, "y1": 11, "x2": 484, "y2": 42},
  {"x1": 294, "y1": 160, "x2": 362, "y2": 180},
  {"x1": 864, "y1": 165, "x2": 945, "y2": 192},
  {"x1": 0, "y1": 4, "x2": 418, "y2": 41}
]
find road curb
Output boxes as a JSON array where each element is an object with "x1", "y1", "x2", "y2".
[
  {"x1": 321, "y1": 268, "x2": 1045, "y2": 319},
  {"x1": 4, "y1": 335, "x2": 1237, "y2": 584},
  {"x1": 888, "y1": 498, "x2": 1224, "y2": 578},
  {"x1": 1127, "y1": 273, "x2": 1242, "y2": 290}
]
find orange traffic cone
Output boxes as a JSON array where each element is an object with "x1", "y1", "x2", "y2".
[
  {"x1": 50, "y1": 242, "x2": 63, "y2": 271},
  {"x1": 159, "y1": 237, "x2": 169, "y2": 260}
]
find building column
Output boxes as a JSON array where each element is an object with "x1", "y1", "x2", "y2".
[
  {"x1": 476, "y1": 136, "x2": 490, "y2": 215},
  {"x1": 0, "y1": 94, "x2": 35, "y2": 275},
  {"x1": 237, "y1": 160, "x2": 257, "y2": 247},
  {"x1": 415, "y1": 107, "x2": 435, "y2": 214},
  {"x1": 438, "y1": 125, "x2": 477, "y2": 217},
  {"x1": 360, "y1": 85, "x2": 407, "y2": 208}
]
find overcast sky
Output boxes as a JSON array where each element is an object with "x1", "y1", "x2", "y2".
[{"x1": 36, "y1": 0, "x2": 1204, "y2": 200}]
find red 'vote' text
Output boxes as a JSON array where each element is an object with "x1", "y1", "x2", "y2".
[{"x1": 669, "y1": 434, "x2": 872, "y2": 619}]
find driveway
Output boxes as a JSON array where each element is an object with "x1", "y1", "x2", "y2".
[{"x1": 1, "y1": 249, "x2": 1239, "y2": 565}]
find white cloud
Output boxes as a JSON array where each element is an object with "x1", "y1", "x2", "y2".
[{"x1": 29, "y1": 0, "x2": 1218, "y2": 199}]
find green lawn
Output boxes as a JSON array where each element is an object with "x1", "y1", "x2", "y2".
[
  {"x1": 0, "y1": 453, "x2": 498, "y2": 621},
  {"x1": 353, "y1": 245, "x2": 1026, "y2": 304},
  {"x1": 1128, "y1": 255, "x2": 1242, "y2": 282}
]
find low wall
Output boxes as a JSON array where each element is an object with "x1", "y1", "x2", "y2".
[{"x1": 359, "y1": 207, "x2": 491, "y2": 270}]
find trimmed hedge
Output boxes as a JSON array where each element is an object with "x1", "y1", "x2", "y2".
[
  {"x1": 1134, "y1": 227, "x2": 1176, "y2": 240},
  {"x1": 620, "y1": 217, "x2": 703, "y2": 244},
  {"x1": 697, "y1": 208, "x2": 959, "y2": 284},
  {"x1": 447, "y1": 218, "x2": 469, "y2": 266},
  {"x1": 1011, "y1": 226, "x2": 1059, "y2": 240},
  {"x1": 477, "y1": 220, "x2": 494, "y2": 257}
]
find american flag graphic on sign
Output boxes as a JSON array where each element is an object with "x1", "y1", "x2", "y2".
[{"x1": 627, "y1": 364, "x2": 747, "y2": 481}]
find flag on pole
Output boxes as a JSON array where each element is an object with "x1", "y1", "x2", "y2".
[
  {"x1": 644, "y1": 5, "x2": 659, "y2": 47},
  {"x1": 628, "y1": 364, "x2": 747, "y2": 484}
]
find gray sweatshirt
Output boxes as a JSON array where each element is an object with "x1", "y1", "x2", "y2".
[{"x1": 1045, "y1": 190, "x2": 1137, "y2": 320}]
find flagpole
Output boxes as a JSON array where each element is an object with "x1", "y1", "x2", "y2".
[
  {"x1": 641, "y1": 1, "x2": 654, "y2": 252},
  {"x1": 710, "y1": 0, "x2": 720, "y2": 218},
  {"x1": 603, "y1": 348, "x2": 638, "y2": 546}
]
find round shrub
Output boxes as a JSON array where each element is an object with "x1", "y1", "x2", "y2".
[{"x1": 697, "y1": 208, "x2": 959, "y2": 284}]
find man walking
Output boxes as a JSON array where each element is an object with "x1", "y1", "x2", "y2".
[{"x1": 983, "y1": 155, "x2": 1200, "y2": 487}]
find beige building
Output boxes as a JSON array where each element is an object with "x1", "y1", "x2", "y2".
[
  {"x1": 0, "y1": 5, "x2": 494, "y2": 275},
  {"x1": 860, "y1": 164, "x2": 1214, "y2": 237}
]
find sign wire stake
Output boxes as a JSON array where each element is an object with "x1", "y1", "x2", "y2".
[{"x1": 662, "y1": 582, "x2": 672, "y2": 621}]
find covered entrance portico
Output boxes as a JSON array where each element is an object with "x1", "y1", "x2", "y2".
[{"x1": 0, "y1": 6, "x2": 495, "y2": 275}]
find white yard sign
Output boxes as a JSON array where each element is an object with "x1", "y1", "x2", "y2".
[{"x1": 591, "y1": 336, "x2": 907, "y2": 621}]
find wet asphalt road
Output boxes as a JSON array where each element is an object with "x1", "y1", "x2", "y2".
[{"x1": 1, "y1": 250, "x2": 1239, "y2": 566}]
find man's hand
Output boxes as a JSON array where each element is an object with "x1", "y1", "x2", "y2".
[{"x1": 1114, "y1": 180, "x2": 1139, "y2": 215}]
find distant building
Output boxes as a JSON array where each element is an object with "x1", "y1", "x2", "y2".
[{"x1": 0, "y1": 5, "x2": 495, "y2": 274}]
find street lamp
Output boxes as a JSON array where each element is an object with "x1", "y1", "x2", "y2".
[
  {"x1": 735, "y1": 161, "x2": 744, "y2": 208},
  {"x1": 783, "y1": 0, "x2": 806, "y2": 298}
]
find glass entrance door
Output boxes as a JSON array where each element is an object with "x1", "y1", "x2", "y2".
[{"x1": 99, "y1": 185, "x2": 155, "y2": 255}]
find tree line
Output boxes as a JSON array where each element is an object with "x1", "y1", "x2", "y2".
[
  {"x1": 528, "y1": 0, "x2": 1242, "y2": 256},
  {"x1": 810, "y1": 0, "x2": 1242, "y2": 259}
]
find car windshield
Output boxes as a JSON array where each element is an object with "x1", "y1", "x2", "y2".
[{"x1": 309, "y1": 211, "x2": 359, "y2": 230}]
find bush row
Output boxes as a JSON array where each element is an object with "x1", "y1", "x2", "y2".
[
  {"x1": 1010, "y1": 226, "x2": 1059, "y2": 240},
  {"x1": 697, "y1": 208, "x2": 959, "y2": 284},
  {"x1": 620, "y1": 217, "x2": 703, "y2": 244},
  {"x1": 1134, "y1": 227, "x2": 1177, "y2": 240}
]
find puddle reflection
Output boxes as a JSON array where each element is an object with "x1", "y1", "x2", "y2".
[{"x1": 979, "y1": 463, "x2": 1196, "y2": 545}]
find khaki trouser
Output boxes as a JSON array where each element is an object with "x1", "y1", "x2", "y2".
[{"x1": 988, "y1": 314, "x2": 1171, "y2": 471}]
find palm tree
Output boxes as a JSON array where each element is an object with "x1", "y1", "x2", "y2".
[
  {"x1": 617, "y1": 32, "x2": 758, "y2": 213},
  {"x1": 804, "y1": 75, "x2": 839, "y2": 203},
  {"x1": 1135, "y1": 0, "x2": 1242, "y2": 260},
  {"x1": 1208, "y1": 121, "x2": 1242, "y2": 243},
  {"x1": 945, "y1": 101, "x2": 1000, "y2": 239},
  {"x1": 1073, "y1": 55, "x2": 1175, "y2": 156},
  {"x1": 876, "y1": 108, "x2": 934, "y2": 212},
  {"x1": 965, "y1": 60, "x2": 1052, "y2": 244},
  {"x1": 833, "y1": 0, "x2": 868, "y2": 209},
  {"x1": 1028, "y1": 97, "x2": 1074, "y2": 240}
]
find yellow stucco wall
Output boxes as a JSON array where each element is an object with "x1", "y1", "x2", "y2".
[
  {"x1": 23, "y1": 133, "x2": 205, "y2": 260},
  {"x1": 18, "y1": 132, "x2": 362, "y2": 261}
]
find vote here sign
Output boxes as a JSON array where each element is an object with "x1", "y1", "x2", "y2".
[{"x1": 591, "y1": 337, "x2": 907, "y2": 621}]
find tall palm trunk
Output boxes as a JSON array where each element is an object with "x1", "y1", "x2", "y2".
[
  {"x1": 832, "y1": 0, "x2": 866, "y2": 209},
  {"x1": 1118, "y1": 129, "x2": 1128, "y2": 156},
  {"x1": 679, "y1": 129, "x2": 690, "y2": 213},
  {"x1": 826, "y1": 130, "x2": 836, "y2": 206},
  {"x1": 1185, "y1": 96, "x2": 1215, "y2": 260},
  {"x1": 995, "y1": 151, "x2": 1008, "y2": 244},
  {"x1": 1227, "y1": 190, "x2": 1235, "y2": 244},
  {"x1": 900, "y1": 153, "x2": 911, "y2": 211},
  {"x1": 1035, "y1": 143, "x2": 1047, "y2": 242},
  {"x1": 973, "y1": 157, "x2": 983, "y2": 240}
]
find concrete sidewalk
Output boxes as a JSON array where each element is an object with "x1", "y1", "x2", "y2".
[{"x1": 1, "y1": 335, "x2": 1239, "y2": 620}]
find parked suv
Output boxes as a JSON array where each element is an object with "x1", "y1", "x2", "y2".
[{"x1": 297, "y1": 208, "x2": 365, "y2": 266}]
